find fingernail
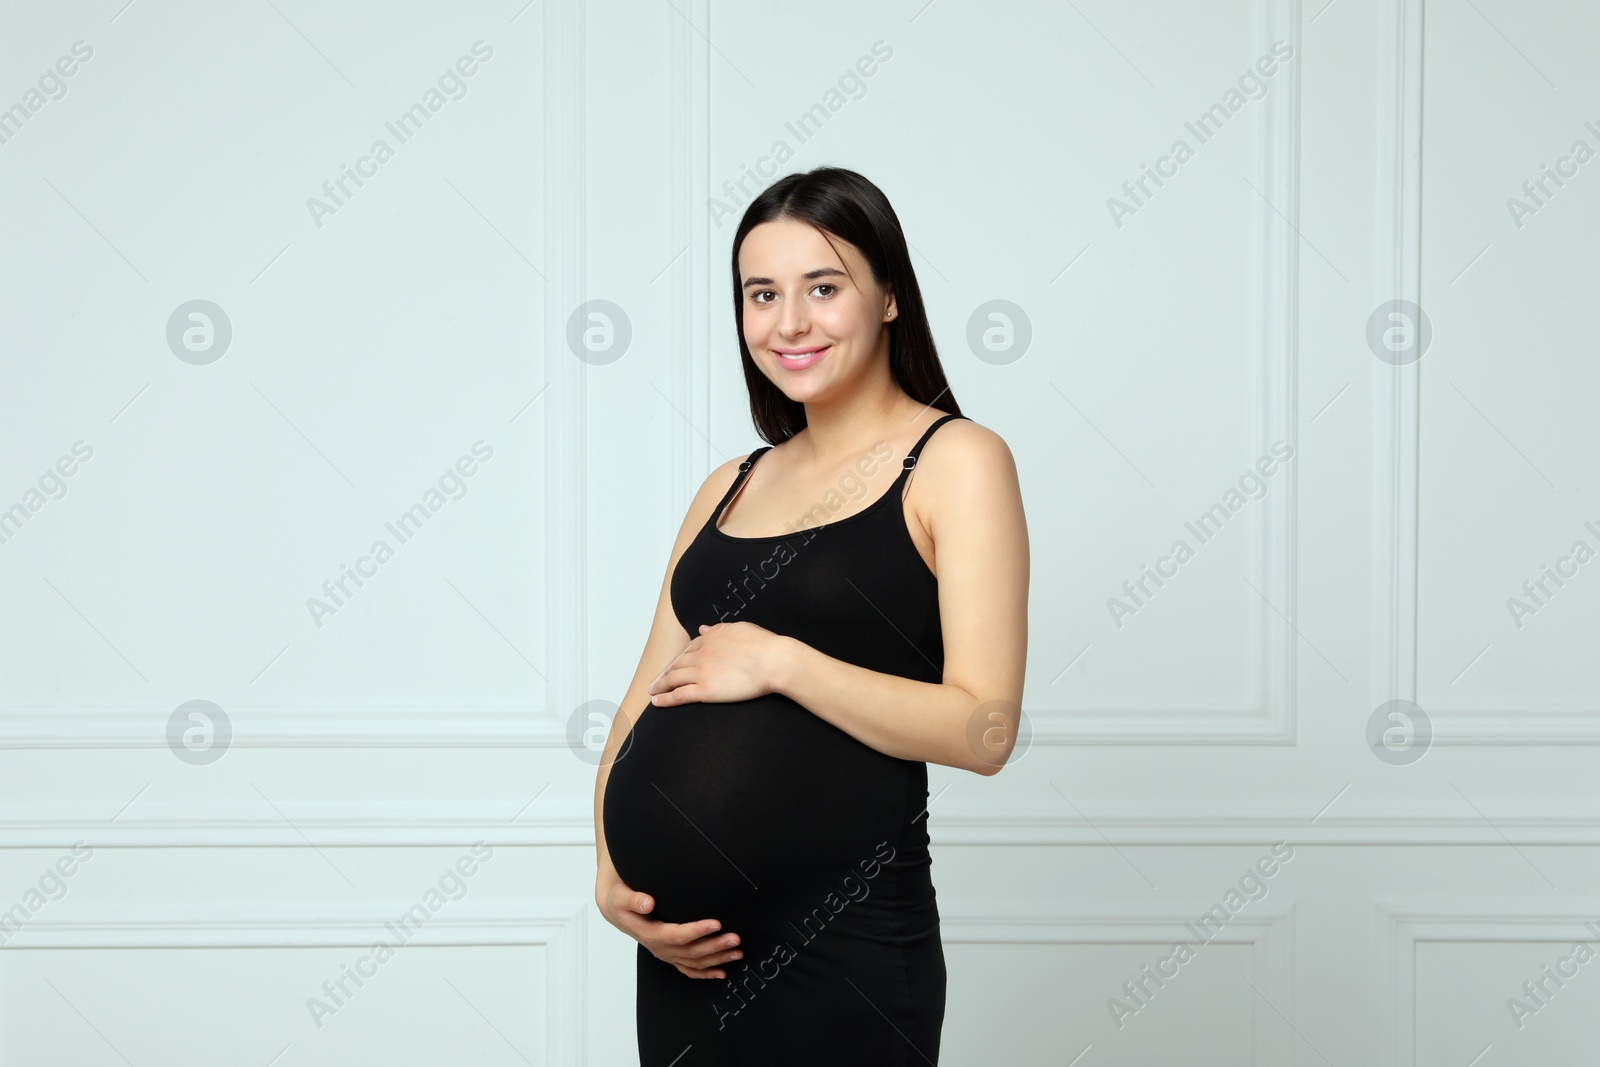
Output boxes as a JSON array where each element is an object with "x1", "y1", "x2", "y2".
[{"x1": 732, "y1": 952, "x2": 743, "y2": 960}]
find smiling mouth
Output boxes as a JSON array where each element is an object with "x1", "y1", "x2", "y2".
[{"x1": 774, "y1": 345, "x2": 829, "y2": 365}]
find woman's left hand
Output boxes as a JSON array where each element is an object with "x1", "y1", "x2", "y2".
[{"x1": 647, "y1": 622, "x2": 793, "y2": 707}]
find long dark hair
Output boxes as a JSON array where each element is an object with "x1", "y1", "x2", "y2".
[{"x1": 729, "y1": 166, "x2": 962, "y2": 444}]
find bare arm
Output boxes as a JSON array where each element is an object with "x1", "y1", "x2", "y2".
[{"x1": 768, "y1": 421, "x2": 1028, "y2": 774}]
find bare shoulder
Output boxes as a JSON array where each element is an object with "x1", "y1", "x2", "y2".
[
  {"x1": 922, "y1": 415, "x2": 1018, "y2": 483},
  {"x1": 679, "y1": 449, "x2": 761, "y2": 533},
  {"x1": 910, "y1": 414, "x2": 1023, "y2": 533},
  {"x1": 702, "y1": 450, "x2": 754, "y2": 498}
]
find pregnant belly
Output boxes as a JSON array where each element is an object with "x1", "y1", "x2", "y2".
[{"x1": 602, "y1": 694, "x2": 919, "y2": 926}]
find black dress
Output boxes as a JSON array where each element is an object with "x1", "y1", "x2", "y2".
[{"x1": 603, "y1": 413, "x2": 966, "y2": 1066}]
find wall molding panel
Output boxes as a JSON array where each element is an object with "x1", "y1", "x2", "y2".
[
  {"x1": 0, "y1": 707, "x2": 558, "y2": 749},
  {"x1": 943, "y1": 904, "x2": 1297, "y2": 1063},
  {"x1": 1369, "y1": 0, "x2": 1592, "y2": 747},
  {"x1": 1374, "y1": 901, "x2": 1600, "y2": 1067},
  {"x1": 7, "y1": 796, "x2": 1597, "y2": 848},
  {"x1": 0, "y1": 899, "x2": 589, "y2": 1066},
  {"x1": 992, "y1": 0, "x2": 1303, "y2": 747}
]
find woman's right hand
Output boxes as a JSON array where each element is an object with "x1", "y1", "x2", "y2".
[{"x1": 597, "y1": 876, "x2": 744, "y2": 979}]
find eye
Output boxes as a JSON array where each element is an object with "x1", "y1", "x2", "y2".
[{"x1": 748, "y1": 283, "x2": 834, "y2": 305}]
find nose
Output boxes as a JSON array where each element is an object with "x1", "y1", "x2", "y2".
[{"x1": 776, "y1": 292, "x2": 808, "y2": 338}]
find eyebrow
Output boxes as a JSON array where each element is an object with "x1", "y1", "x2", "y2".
[{"x1": 742, "y1": 267, "x2": 849, "y2": 290}]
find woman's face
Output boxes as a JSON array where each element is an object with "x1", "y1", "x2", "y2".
[{"x1": 738, "y1": 218, "x2": 895, "y2": 403}]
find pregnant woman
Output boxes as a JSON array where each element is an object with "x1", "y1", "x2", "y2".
[{"x1": 594, "y1": 166, "x2": 1029, "y2": 1066}]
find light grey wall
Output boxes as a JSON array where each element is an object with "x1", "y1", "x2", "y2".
[{"x1": 2, "y1": 0, "x2": 1597, "y2": 1064}]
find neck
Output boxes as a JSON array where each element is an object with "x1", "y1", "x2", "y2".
[{"x1": 797, "y1": 388, "x2": 931, "y2": 466}]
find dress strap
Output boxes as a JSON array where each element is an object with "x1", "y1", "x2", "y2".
[
  {"x1": 709, "y1": 445, "x2": 773, "y2": 528},
  {"x1": 900, "y1": 412, "x2": 966, "y2": 474}
]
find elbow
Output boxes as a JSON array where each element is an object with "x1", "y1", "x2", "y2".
[
  {"x1": 963, "y1": 746, "x2": 1010, "y2": 776},
  {"x1": 955, "y1": 691, "x2": 1023, "y2": 776},
  {"x1": 959, "y1": 696, "x2": 1022, "y2": 775},
  {"x1": 973, "y1": 755, "x2": 1008, "y2": 777}
]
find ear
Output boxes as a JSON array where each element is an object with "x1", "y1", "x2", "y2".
[{"x1": 884, "y1": 288, "x2": 898, "y2": 322}]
